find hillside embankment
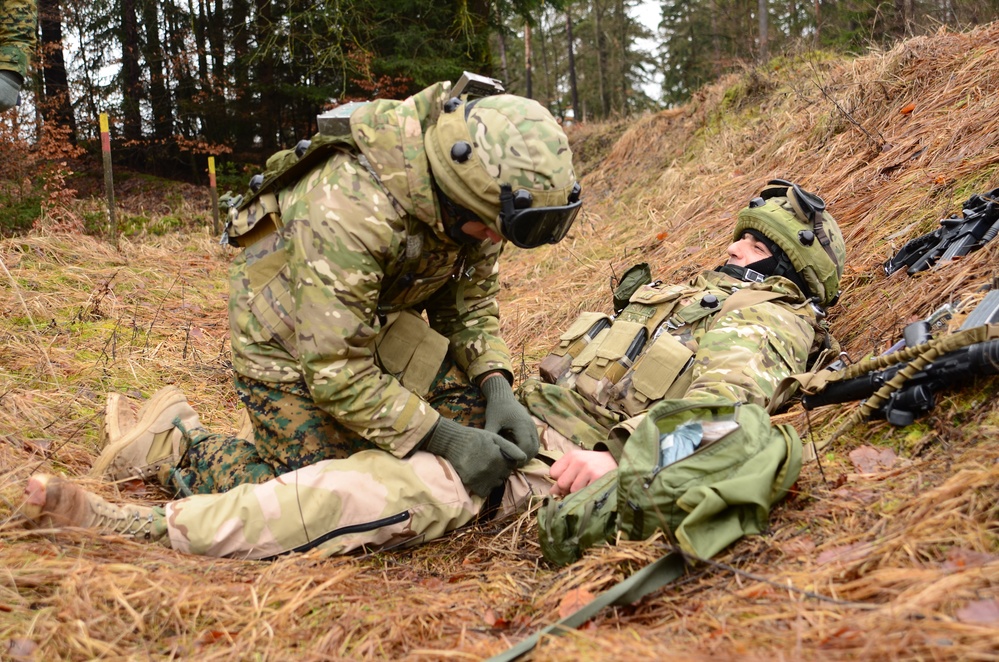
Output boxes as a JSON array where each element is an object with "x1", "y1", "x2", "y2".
[{"x1": 1, "y1": 23, "x2": 997, "y2": 660}]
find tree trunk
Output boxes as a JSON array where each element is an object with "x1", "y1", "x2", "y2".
[
  {"x1": 495, "y1": 2, "x2": 509, "y2": 83},
  {"x1": 813, "y1": 0, "x2": 821, "y2": 47},
  {"x1": 593, "y1": 0, "x2": 609, "y2": 118},
  {"x1": 231, "y1": 0, "x2": 253, "y2": 151},
  {"x1": 565, "y1": 9, "x2": 580, "y2": 122},
  {"x1": 37, "y1": 0, "x2": 77, "y2": 140},
  {"x1": 524, "y1": 19, "x2": 532, "y2": 99},
  {"x1": 140, "y1": 0, "x2": 173, "y2": 139},
  {"x1": 120, "y1": 0, "x2": 143, "y2": 141},
  {"x1": 255, "y1": 0, "x2": 277, "y2": 150},
  {"x1": 758, "y1": 0, "x2": 768, "y2": 62}
]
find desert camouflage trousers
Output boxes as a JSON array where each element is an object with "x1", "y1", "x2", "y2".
[
  {"x1": 163, "y1": 443, "x2": 569, "y2": 559},
  {"x1": 169, "y1": 356, "x2": 487, "y2": 495},
  {"x1": 157, "y1": 376, "x2": 613, "y2": 559}
]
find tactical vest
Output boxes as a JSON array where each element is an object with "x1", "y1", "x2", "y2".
[{"x1": 539, "y1": 279, "x2": 800, "y2": 417}]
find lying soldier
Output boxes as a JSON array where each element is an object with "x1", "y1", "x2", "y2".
[{"x1": 21, "y1": 180, "x2": 846, "y2": 559}]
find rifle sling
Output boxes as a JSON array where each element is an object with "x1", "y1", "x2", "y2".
[
  {"x1": 485, "y1": 550, "x2": 686, "y2": 662},
  {"x1": 800, "y1": 323, "x2": 999, "y2": 462}
]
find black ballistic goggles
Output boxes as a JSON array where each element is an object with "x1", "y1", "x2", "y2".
[{"x1": 499, "y1": 183, "x2": 582, "y2": 249}]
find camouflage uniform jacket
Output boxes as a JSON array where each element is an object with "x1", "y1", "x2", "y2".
[
  {"x1": 539, "y1": 270, "x2": 825, "y2": 460},
  {"x1": 229, "y1": 82, "x2": 513, "y2": 459},
  {"x1": 0, "y1": 0, "x2": 36, "y2": 79}
]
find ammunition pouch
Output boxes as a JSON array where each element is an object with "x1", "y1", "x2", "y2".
[
  {"x1": 227, "y1": 193, "x2": 283, "y2": 248},
  {"x1": 375, "y1": 310, "x2": 450, "y2": 397}
]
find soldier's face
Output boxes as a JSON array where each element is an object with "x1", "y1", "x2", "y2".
[
  {"x1": 460, "y1": 221, "x2": 504, "y2": 244},
  {"x1": 726, "y1": 233, "x2": 773, "y2": 266}
]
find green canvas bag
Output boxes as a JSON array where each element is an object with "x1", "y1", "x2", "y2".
[{"x1": 538, "y1": 397, "x2": 802, "y2": 566}]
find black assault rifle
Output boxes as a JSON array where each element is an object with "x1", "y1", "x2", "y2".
[
  {"x1": 801, "y1": 290, "x2": 999, "y2": 426},
  {"x1": 884, "y1": 188, "x2": 999, "y2": 276}
]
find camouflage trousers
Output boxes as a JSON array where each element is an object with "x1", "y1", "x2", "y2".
[
  {"x1": 170, "y1": 356, "x2": 487, "y2": 495},
  {"x1": 517, "y1": 377, "x2": 626, "y2": 449},
  {"x1": 158, "y1": 379, "x2": 610, "y2": 559},
  {"x1": 0, "y1": 0, "x2": 36, "y2": 80},
  {"x1": 163, "y1": 445, "x2": 567, "y2": 559}
]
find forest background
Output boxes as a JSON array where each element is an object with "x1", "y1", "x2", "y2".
[{"x1": 2, "y1": 0, "x2": 998, "y2": 229}]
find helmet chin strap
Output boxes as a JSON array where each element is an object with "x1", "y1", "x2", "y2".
[
  {"x1": 716, "y1": 263, "x2": 768, "y2": 284},
  {"x1": 435, "y1": 184, "x2": 486, "y2": 245}
]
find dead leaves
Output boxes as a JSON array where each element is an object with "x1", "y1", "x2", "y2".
[
  {"x1": 848, "y1": 446, "x2": 900, "y2": 474},
  {"x1": 557, "y1": 587, "x2": 595, "y2": 620}
]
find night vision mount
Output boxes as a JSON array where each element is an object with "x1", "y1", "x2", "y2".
[{"x1": 317, "y1": 71, "x2": 505, "y2": 136}]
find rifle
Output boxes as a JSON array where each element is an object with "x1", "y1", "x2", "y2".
[
  {"x1": 801, "y1": 289, "x2": 999, "y2": 426},
  {"x1": 884, "y1": 188, "x2": 999, "y2": 276}
]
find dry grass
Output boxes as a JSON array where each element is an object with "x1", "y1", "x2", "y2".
[{"x1": 3, "y1": 24, "x2": 999, "y2": 660}]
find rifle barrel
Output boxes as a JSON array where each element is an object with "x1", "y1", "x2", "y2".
[{"x1": 802, "y1": 339, "x2": 999, "y2": 410}]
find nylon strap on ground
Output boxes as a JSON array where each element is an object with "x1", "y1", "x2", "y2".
[{"x1": 486, "y1": 550, "x2": 687, "y2": 662}]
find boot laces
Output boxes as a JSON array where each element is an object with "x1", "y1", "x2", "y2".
[{"x1": 91, "y1": 500, "x2": 156, "y2": 538}]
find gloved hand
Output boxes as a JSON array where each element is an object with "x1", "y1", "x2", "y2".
[
  {"x1": 424, "y1": 418, "x2": 526, "y2": 497},
  {"x1": 0, "y1": 71, "x2": 23, "y2": 112},
  {"x1": 481, "y1": 375, "x2": 540, "y2": 461}
]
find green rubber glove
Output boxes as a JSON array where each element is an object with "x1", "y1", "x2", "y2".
[
  {"x1": 482, "y1": 375, "x2": 540, "y2": 462},
  {"x1": 424, "y1": 418, "x2": 526, "y2": 497}
]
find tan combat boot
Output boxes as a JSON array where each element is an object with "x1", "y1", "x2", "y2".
[
  {"x1": 22, "y1": 474, "x2": 169, "y2": 544},
  {"x1": 90, "y1": 386, "x2": 200, "y2": 485},
  {"x1": 98, "y1": 392, "x2": 139, "y2": 448}
]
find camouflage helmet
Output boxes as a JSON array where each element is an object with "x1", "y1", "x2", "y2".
[
  {"x1": 734, "y1": 180, "x2": 847, "y2": 307},
  {"x1": 425, "y1": 94, "x2": 581, "y2": 248}
]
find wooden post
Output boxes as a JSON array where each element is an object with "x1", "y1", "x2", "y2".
[
  {"x1": 208, "y1": 156, "x2": 220, "y2": 236},
  {"x1": 100, "y1": 113, "x2": 117, "y2": 248}
]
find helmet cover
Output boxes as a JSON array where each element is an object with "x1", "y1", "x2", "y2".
[{"x1": 733, "y1": 181, "x2": 847, "y2": 307}]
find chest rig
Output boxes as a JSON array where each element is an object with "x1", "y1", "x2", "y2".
[{"x1": 539, "y1": 280, "x2": 788, "y2": 417}]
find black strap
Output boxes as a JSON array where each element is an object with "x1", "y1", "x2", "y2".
[{"x1": 486, "y1": 550, "x2": 687, "y2": 662}]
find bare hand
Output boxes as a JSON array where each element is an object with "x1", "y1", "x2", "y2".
[{"x1": 548, "y1": 450, "x2": 618, "y2": 497}]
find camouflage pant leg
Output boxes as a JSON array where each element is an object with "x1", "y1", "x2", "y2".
[
  {"x1": 164, "y1": 448, "x2": 579, "y2": 560},
  {"x1": 424, "y1": 355, "x2": 486, "y2": 428},
  {"x1": 0, "y1": 0, "x2": 36, "y2": 79},
  {"x1": 164, "y1": 449, "x2": 525, "y2": 559},
  {"x1": 517, "y1": 377, "x2": 623, "y2": 451},
  {"x1": 176, "y1": 357, "x2": 484, "y2": 495},
  {"x1": 163, "y1": 412, "x2": 572, "y2": 560}
]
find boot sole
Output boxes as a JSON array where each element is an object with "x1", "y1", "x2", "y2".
[
  {"x1": 90, "y1": 387, "x2": 188, "y2": 480},
  {"x1": 99, "y1": 393, "x2": 139, "y2": 448}
]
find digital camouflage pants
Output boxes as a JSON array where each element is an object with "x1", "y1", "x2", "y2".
[{"x1": 169, "y1": 355, "x2": 488, "y2": 496}]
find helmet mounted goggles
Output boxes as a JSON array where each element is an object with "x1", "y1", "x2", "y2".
[{"x1": 499, "y1": 182, "x2": 582, "y2": 248}]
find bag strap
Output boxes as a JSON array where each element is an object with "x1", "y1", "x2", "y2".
[{"x1": 486, "y1": 551, "x2": 687, "y2": 662}]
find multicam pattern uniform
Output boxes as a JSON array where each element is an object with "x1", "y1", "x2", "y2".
[
  {"x1": 176, "y1": 82, "x2": 516, "y2": 491},
  {"x1": 161, "y1": 270, "x2": 822, "y2": 558},
  {"x1": 0, "y1": 0, "x2": 35, "y2": 79},
  {"x1": 520, "y1": 270, "x2": 824, "y2": 460}
]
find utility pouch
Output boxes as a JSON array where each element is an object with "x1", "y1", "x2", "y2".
[
  {"x1": 539, "y1": 312, "x2": 612, "y2": 385},
  {"x1": 246, "y1": 247, "x2": 297, "y2": 355},
  {"x1": 375, "y1": 310, "x2": 449, "y2": 397},
  {"x1": 227, "y1": 193, "x2": 282, "y2": 249},
  {"x1": 615, "y1": 332, "x2": 695, "y2": 416},
  {"x1": 613, "y1": 263, "x2": 652, "y2": 312},
  {"x1": 575, "y1": 321, "x2": 647, "y2": 406}
]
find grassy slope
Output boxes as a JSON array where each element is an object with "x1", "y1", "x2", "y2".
[{"x1": 2, "y1": 24, "x2": 998, "y2": 660}]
